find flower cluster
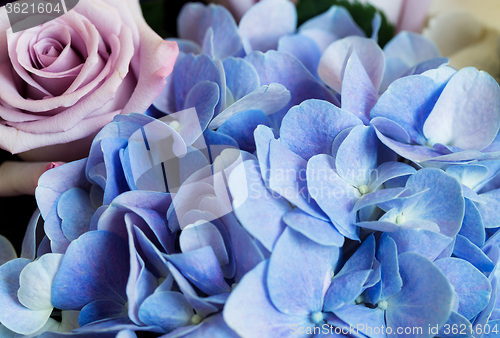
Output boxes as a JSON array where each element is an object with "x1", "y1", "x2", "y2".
[{"x1": 1, "y1": 1, "x2": 500, "y2": 338}]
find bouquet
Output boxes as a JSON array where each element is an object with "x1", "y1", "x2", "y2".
[{"x1": 0, "y1": 0, "x2": 499, "y2": 337}]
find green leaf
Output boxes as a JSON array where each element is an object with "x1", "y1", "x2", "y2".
[{"x1": 296, "y1": 0, "x2": 395, "y2": 48}]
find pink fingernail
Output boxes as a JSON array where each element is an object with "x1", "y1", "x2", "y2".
[{"x1": 45, "y1": 162, "x2": 65, "y2": 171}]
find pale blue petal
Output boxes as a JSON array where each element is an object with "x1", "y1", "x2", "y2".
[
  {"x1": 166, "y1": 246, "x2": 231, "y2": 295},
  {"x1": 245, "y1": 51, "x2": 329, "y2": 129},
  {"x1": 453, "y1": 235, "x2": 495, "y2": 273},
  {"x1": 58, "y1": 188, "x2": 94, "y2": 242},
  {"x1": 377, "y1": 234, "x2": 402, "y2": 300},
  {"x1": 475, "y1": 188, "x2": 500, "y2": 229},
  {"x1": 52, "y1": 231, "x2": 129, "y2": 310},
  {"x1": 223, "y1": 261, "x2": 313, "y2": 338},
  {"x1": 177, "y1": 3, "x2": 205, "y2": 42},
  {"x1": 218, "y1": 109, "x2": 269, "y2": 153},
  {"x1": 174, "y1": 54, "x2": 222, "y2": 113},
  {"x1": 0, "y1": 258, "x2": 52, "y2": 335},
  {"x1": 404, "y1": 168, "x2": 465, "y2": 237},
  {"x1": 268, "y1": 227, "x2": 339, "y2": 315},
  {"x1": 341, "y1": 50, "x2": 379, "y2": 124},
  {"x1": 182, "y1": 81, "x2": 219, "y2": 143},
  {"x1": 435, "y1": 257, "x2": 491, "y2": 320},
  {"x1": 278, "y1": 34, "x2": 321, "y2": 79},
  {"x1": 254, "y1": 125, "x2": 275, "y2": 187},
  {"x1": 323, "y1": 270, "x2": 371, "y2": 312},
  {"x1": 388, "y1": 229, "x2": 453, "y2": 261},
  {"x1": 384, "y1": 32, "x2": 440, "y2": 67},
  {"x1": 18, "y1": 253, "x2": 63, "y2": 311},
  {"x1": 282, "y1": 208, "x2": 344, "y2": 247},
  {"x1": 228, "y1": 160, "x2": 290, "y2": 251},
  {"x1": 318, "y1": 36, "x2": 384, "y2": 93},
  {"x1": 208, "y1": 83, "x2": 290, "y2": 129},
  {"x1": 36, "y1": 159, "x2": 90, "y2": 220},
  {"x1": 178, "y1": 3, "x2": 242, "y2": 59},
  {"x1": 371, "y1": 74, "x2": 445, "y2": 145},
  {"x1": 299, "y1": 6, "x2": 364, "y2": 52},
  {"x1": 221, "y1": 213, "x2": 265, "y2": 282},
  {"x1": 307, "y1": 154, "x2": 359, "y2": 239},
  {"x1": 280, "y1": 99, "x2": 362, "y2": 161},
  {"x1": 333, "y1": 305, "x2": 386, "y2": 338},
  {"x1": 423, "y1": 68, "x2": 500, "y2": 151},
  {"x1": 180, "y1": 221, "x2": 229, "y2": 267},
  {"x1": 458, "y1": 199, "x2": 485, "y2": 247},
  {"x1": 386, "y1": 252, "x2": 453, "y2": 336},
  {"x1": 79, "y1": 299, "x2": 127, "y2": 326},
  {"x1": 239, "y1": 0, "x2": 297, "y2": 52},
  {"x1": 269, "y1": 140, "x2": 327, "y2": 220},
  {"x1": 335, "y1": 125, "x2": 378, "y2": 187},
  {"x1": 139, "y1": 291, "x2": 193, "y2": 332},
  {"x1": 223, "y1": 57, "x2": 260, "y2": 101},
  {"x1": 166, "y1": 263, "x2": 218, "y2": 319}
]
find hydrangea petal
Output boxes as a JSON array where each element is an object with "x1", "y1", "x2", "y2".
[
  {"x1": 280, "y1": 99, "x2": 362, "y2": 161},
  {"x1": 166, "y1": 246, "x2": 231, "y2": 295},
  {"x1": 179, "y1": 221, "x2": 229, "y2": 267},
  {"x1": 333, "y1": 305, "x2": 386, "y2": 338},
  {"x1": 341, "y1": 50, "x2": 379, "y2": 124},
  {"x1": 404, "y1": 168, "x2": 465, "y2": 237},
  {"x1": 371, "y1": 74, "x2": 445, "y2": 145},
  {"x1": 268, "y1": 227, "x2": 339, "y2": 315},
  {"x1": 239, "y1": 0, "x2": 297, "y2": 52},
  {"x1": 323, "y1": 270, "x2": 371, "y2": 312},
  {"x1": 139, "y1": 291, "x2": 193, "y2": 332},
  {"x1": 388, "y1": 229, "x2": 453, "y2": 261},
  {"x1": 79, "y1": 299, "x2": 127, "y2": 327},
  {"x1": 453, "y1": 235, "x2": 495, "y2": 273},
  {"x1": 458, "y1": 199, "x2": 485, "y2": 247},
  {"x1": 36, "y1": 158, "x2": 90, "y2": 220},
  {"x1": 223, "y1": 57, "x2": 260, "y2": 101},
  {"x1": 58, "y1": 188, "x2": 94, "y2": 242},
  {"x1": 386, "y1": 252, "x2": 453, "y2": 336},
  {"x1": 18, "y1": 253, "x2": 63, "y2": 311},
  {"x1": 318, "y1": 36, "x2": 385, "y2": 93},
  {"x1": 245, "y1": 51, "x2": 328, "y2": 129},
  {"x1": 307, "y1": 154, "x2": 359, "y2": 239},
  {"x1": 277, "y1": 34, "x2": 321, "y2": 79},
  {"x1": 475, "y1": 189, "x2": 500, "y2": 229},
  {"x1": 218, "y1": 109, "x2": 269, "y2": 153},
  {"x1": 335, "y1": 125, "x2": 378, "y2": 187},
  {"x1": 209, "y1": 83, "x2": 290, "y2": 129},
  {"x1": 423, "y1": 68, "x2": 500, "y2": 151},
  {"x1": 299, "y1": 6, "x2": 364, "y2": 53},
  {"x1": 52, "y1": 231, "x2": 129, "y2": 310},
  {"x1": 282, "y1": 208, "x2": 344, "y2": 247},
  {"x1": 269, "y1": 140, "x2": 326, "y2": 220},
  {"x1": 0, "y1": 259, "x2": 53, "y2": 335},
  {"x1": 434, "y1": 257, "x2": 491, "y2": 320},
  {"x1": 166, "y1": 262, "x2": 219, "y2": 318},
  {"x1": 228, "y1": 160, "x2": 290, "y2": 251},
  {"x1": 174, "y1": 54, "x2": 222, "y2": 113},
  {"x1": 224, "y1": 261, "x2": 313, "y2": 338}
]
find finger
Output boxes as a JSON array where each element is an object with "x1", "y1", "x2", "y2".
[{"x1": 0, "y1": 161, "x2": 64, "y2": 197}]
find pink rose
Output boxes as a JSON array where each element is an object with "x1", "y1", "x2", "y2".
[{"x1": 0, "y1": 0, "x2": 178, "y2": 161}]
